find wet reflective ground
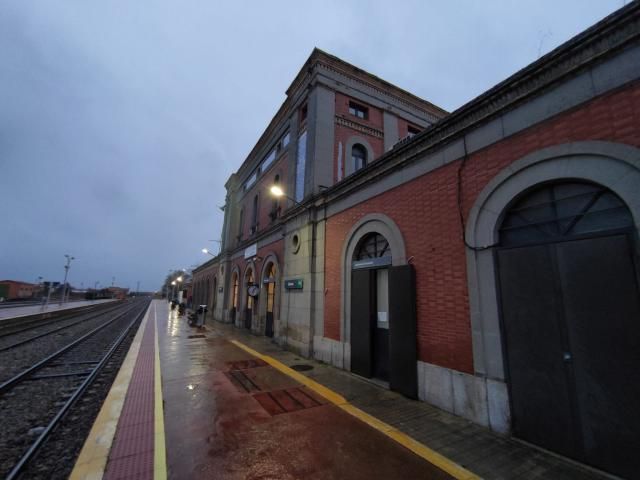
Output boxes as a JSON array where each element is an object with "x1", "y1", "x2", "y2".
[{"x1": 158, "y1": 305, "x2": 452, "y2": 479}]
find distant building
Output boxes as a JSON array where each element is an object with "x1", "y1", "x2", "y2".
[
  {"x1": 105, "y1": 287, "x2": 129, "y2": 300},
  {"x1": 0, "y1": 280, "x2": 37, "y2": 300},
  {"x1": 192, "y1": 4, "x2": 640, "y2": 477}
]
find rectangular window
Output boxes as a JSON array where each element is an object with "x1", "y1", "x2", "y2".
[
  {"x1": 282, "y1": 132, "x2": 290, "y2": 148},
  {"x1": 295, "y1": 130, "x2": 307, "y2": 203},
  {"x1": 251, "y1": 195, "x2": 259, "y2": 234},
  {"x1": 262, "y1": 150, "x2": 276, "y2": 170},
  {"x1": 244, "y1": 171, "x2": 257, "y2": 190},
  {"x1": 237, "y1": 209, "x2": 244, "y2": 241},
  {"x1": 349, "y1": 101, "x2": 368, "y2": 120}
]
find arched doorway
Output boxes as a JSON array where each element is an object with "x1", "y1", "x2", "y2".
[
  {"x1": 496, "y1": 181, "x2": 640, "y2": 477},
  {"x1": 230, "y1": 271, "x2": 239, "y2": 324},
  {"x1": 212, "y1": 277, "x2": 218, "y2": 314},
  {"x1": 263, "y1": 262, "x2": 276, "y2": 337},
  {"x1": 351, "y1": 232, "x2": 392, "y2": 381},
  {"x1": 244, "y1": 268, "x2": 255, "y2": 330}
]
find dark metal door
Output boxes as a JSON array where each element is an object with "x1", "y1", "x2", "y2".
[
  {"x1": 556, "y1": 234, "x2": 640, "y2": 478},
  {"x1": 497, "y1": 245, "x2": 579, "y2": 458},
  {"x1": 498, "y1": 236, "x2": 640, "y2": 477},
  {"x1": 388, "y1": 264, "x2": 418, "y2": 399},
  {"x1": 351, "y1": 269, "x2": 374, "y2": 378},
  {"x1": 265, "y1": 312, "x2": 274, "y2": 337},
  {"x1": 244, "y1": 308, "x2": 251, "y2": 329}
]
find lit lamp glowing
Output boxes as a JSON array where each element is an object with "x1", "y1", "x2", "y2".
[
  {"x1": 268, "y1": 185, "x2": 306, "y2": 209},
  {"x1": 202, "y1": 248, "x2": 216, "y2": 257}
]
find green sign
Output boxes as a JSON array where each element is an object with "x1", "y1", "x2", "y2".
[{"x1": 285, "y1": 278, "x2": 304, "y2": 290}]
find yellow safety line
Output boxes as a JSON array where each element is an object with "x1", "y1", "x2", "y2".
[
  {"x1": 154, "y1": 304, "x2": 168, "y2": 480},
  {"x1": 231, "y1": 339, "x2": 481, "y2": 480},
  {"x1": 69, "y1": 302, "x2": 151, "y2": 480}
]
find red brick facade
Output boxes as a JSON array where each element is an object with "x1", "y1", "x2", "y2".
[
  {"x1": 237, "y1": 154, "x2": 288, "y2": 241},
  {"x1": 324, "y1": 80, "x2": 640, "y2": 374}
]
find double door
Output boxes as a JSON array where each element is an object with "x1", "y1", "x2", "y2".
[
  {"x1": 497, "y1": 234, "x2": 640, "y2": 478},
  {"x1": 351, "y1": 264, "x2": 417, "y2": 398}
]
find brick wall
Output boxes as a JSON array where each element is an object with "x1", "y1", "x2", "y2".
[
  {"x1": 333, "y1": 93, "x2": 385, "y2": 182},
  {"x1": 324, "y1": 80, "x2": 640, "y2": 374},
  {"x1": 237, "y1": 155, "x2": 288, "y2": 241}
]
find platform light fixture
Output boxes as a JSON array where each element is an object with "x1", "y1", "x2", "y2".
[{"x1": 268, "y1": 184, "x2": 307, "y2": 210}]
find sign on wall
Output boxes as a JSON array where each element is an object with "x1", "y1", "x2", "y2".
[
  {"x1": 244, "y1": 243, "x2": 257, "y2": 259},
  {"x1": 285, "y1": 278, "x2": 304, "y2": 290}
]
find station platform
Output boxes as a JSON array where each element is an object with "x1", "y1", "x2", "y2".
[
  {"x1": 0, "y1": 299, "x2": 116, "y2": 321},
  {"x1": 71, "y1": 300, "x2": 615, "y2": 480}
]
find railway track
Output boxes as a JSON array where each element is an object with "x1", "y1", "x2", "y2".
[
  {"x1": 0, "y1": 301, "x2": 126, "y2": 350},
  {"x1": 0, "y1": 297, "x2": 151, "y2": 480},
  {"x1": 0, "y1": 300, "x2": 117, "y2": 334}
]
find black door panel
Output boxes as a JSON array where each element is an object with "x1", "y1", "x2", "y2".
[
  {"x1": 497, "y1": 245, "x2": 579, "y2": 458},
  {"x1": 351, "y1": 269, "x2": 374, "y2": 378},
  {"x1": 555, "y1": 235, "x2": 640, "y2": 478},
  {"x1": 388, "y1": 264, "x2": 417, "y2": 398}
]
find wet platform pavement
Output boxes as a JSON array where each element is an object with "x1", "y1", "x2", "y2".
[
  {"x1": 74, "y1": 300, "x2": 618, "y2": 480},
  {"x1": 159, "y1": 303, "x2": 452, "y2": 479}
]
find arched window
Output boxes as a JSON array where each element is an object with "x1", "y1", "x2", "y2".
[
  {"x1": 352, "y1": 144, "x2": 367, "y2": 172},
  {"x1": 231, "y1": 272, "x2": 239, "y2": 309},
  {"x1": 212, "y1": 277, "x2": 218, "y2": 308},
  {"x1": 245, "y1": 268, "x2": 254, "y2": 310},
  {"x1": 353, "y1": 232, "x2": 391, "y2": 261},
  {"x1": 264, "y1": 263, "x2": 276, "y2": 314},
  {"x1": 499, "y1": 181, "x2": 634, "y2": 247}
]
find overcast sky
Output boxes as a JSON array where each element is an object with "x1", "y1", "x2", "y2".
[{"x1": 0, "y1": 0, "x2": 625, "y2": 292}]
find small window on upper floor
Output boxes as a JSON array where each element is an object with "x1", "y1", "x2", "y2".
[
  {"x1": 250, "y1": 194, "x2": 259, "y2": 234},
  {"x1": 407, "y1": 125, "x2": 420, "y2": 137},
  {"x1": 270, "y1": 174, "x2": 280, "y2": 222},
  {"x1": 300, "y1": 104, "x2": 308, "y2": 125},
  {"x1": 349, "y1": 101, "x2": 368, "y2": 120},
  {"x1": 352, "y1": 144, "x2": 367, "y2": 172}
]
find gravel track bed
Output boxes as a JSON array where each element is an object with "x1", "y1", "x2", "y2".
[
  {"x1": 0, "y1": 302, "x2": 120, "y2": 338},
  {"x1": 0, "y1": 298, "x2": 150, "y2": 479},
  {"x1": 0, "y1": 302, "x2": 137, "y2": 384}
]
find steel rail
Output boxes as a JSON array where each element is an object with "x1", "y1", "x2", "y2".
[
  {"x1": 0, "y1": 301, "x2": 121, "y2": 338},
  {"x1": 0, "y1": 302, "x2": 141, "y2": 395},
  {"x1": 4, "y1": 299, "x2": 150, "y2": 480},
  {"x1": 0, "y1": 301, "x2": 131, "y2": 352}
]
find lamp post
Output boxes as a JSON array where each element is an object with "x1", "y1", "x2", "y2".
[
  {"x1": 269, "y1": 185, "x2": 308, "y2": 210},
  {"x1": 60, "y1": 254, "x2": 75, "y2": 305},
  {"x1": 201, "y1": 248, "x2": 216, "y2": 257},
  {"x1": 171, "y1": 280, "x2": 176, "y2": 301},
  {"x1": 176, "y1": 276, "x2": 183, "y2": 303}
]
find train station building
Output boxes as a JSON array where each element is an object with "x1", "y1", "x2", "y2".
[{"x1": 192, "y1": 4, "x2": 640, "y2": 477}]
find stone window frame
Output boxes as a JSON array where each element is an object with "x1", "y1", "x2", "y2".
[{"x1": 344, "y1": 136, "x2": 375, "y2": 178}]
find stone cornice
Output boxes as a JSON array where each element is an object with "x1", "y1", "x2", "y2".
[
  {"x1": 335, "y1": 116, "x2": 384, "y2": 139},
  {"x1": 320, "y1": 2, "x2": 640, "y2": 207}
]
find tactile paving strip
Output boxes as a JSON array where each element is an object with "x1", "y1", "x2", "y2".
[
  {"x1": 252, "y1": 387, "x2": 326, "y2": 416},
  {"x1": 224, "y1": 369, "x2": 262, "y2": 393},
  {"x1": 226, "y1": 359, "x2": 267, "y2": 370}
]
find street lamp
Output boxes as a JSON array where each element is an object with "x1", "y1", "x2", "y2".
[
  {"x1": 60, "y1": 254, "x2": 75, "y2": 305},
  {"x1": 202, "y1": 248, "x2": 216, "y2": 257},
  {"x1": 171, "y1": 280, "x2": 176, "y2": 301},
  {"x1": 269, "y1": 185, "x2": 307, "y2": 210}
]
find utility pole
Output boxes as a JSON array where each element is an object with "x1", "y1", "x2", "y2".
[
  {"x1": 136, "y1": 281, "x2": 140, "y2": 297},
  {"x1": 60, "y1": 254, "x2": 75, "y2": 305}
]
